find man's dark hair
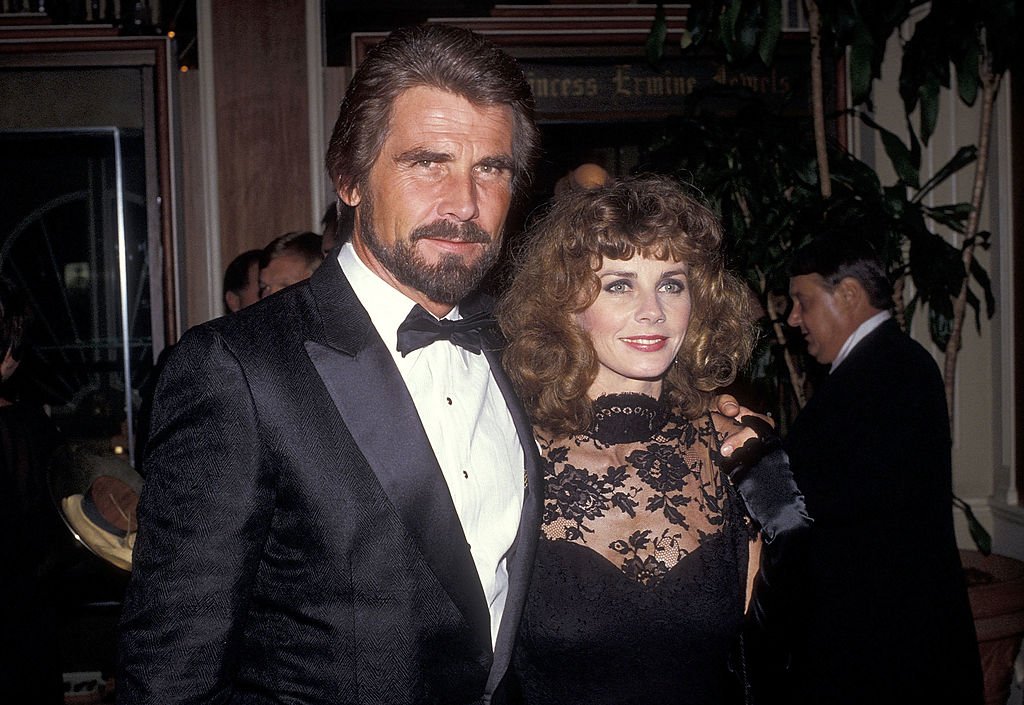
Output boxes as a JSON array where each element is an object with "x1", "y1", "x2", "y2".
[
  {"x1": 0, "y1": 276, "x2": 29, "y2": 361},
  {"x1": 321, "y1": 201, "x2": 355, "y2": 253},
  {"x1": 324, "y1": 23, "x2": 540, "y2": 204},
  {"x1": 259, "y1": 231, "x2": 323, "y2": 270},
  {"x1": 223, "y1": 249, "x2": 262, "y2": 298},
  {"x1": 790, "y1": 236, "x2": 894, "y2": 310}
]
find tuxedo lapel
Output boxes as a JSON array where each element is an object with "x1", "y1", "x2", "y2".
[
  {"x1": 480, "y1": 325, "x2": 544, "y2": 693},
  {"x1": 303, "y1": 262, "x2": 491, "y2": 654}
]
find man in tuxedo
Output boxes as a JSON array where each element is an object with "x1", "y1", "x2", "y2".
[
  {"x1": 761, "y1": 236, "x2": 983, "y2": 703},
  {"x1": 118, "y1": 24, "x2": 542, "y2": 705}
]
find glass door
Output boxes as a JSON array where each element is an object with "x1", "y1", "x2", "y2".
[{"x1": 0, "y1": 128, "x2": 153, "y2": 467}]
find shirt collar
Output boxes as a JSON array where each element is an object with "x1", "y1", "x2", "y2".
[
  {"x1": 830, "y1": 310, "x2": 891, "y2": 373},
  {"x1": 337, "y1": 242, "x2": 461, "y2": 355}
]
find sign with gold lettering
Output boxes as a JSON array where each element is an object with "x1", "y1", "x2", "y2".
[{"x1": 520, "y1": 50, "x2": 818, "y2": 121}]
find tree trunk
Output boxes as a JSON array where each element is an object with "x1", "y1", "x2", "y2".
[
  {"x1": 942, "y1": 66, "x2": 1001, "y2": 430},
  {"x1": 805, "y1": 0, "x2": 831, "y2": 198},
  {"x1": 766, "y1": 291, "x2": 808, "y2": 409}
]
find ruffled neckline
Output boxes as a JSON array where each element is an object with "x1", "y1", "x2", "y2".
[{"x1": 588, "y1": 392, "x2": 671, "y2": 445}]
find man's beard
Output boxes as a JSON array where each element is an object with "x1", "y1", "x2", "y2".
[{"x1": 357, "y1": 193, "x2": 502, "y2": 305}]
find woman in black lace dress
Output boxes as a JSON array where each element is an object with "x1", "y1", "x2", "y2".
[{"x1": 497, "y1": 175, "x2": 809, "y2": 704}]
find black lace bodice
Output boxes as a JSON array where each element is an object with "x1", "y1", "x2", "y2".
[{"x1": 514, "y1": 393, "x2": 749, "y2": 705}]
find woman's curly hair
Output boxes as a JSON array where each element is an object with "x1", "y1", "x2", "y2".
[{"x1": 497, "y1": 174, "x2": 756, "y2": 436}]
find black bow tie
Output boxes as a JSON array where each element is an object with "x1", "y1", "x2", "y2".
[{"x1": 395, "y1": 304, "x2": 496, "y2": 357}]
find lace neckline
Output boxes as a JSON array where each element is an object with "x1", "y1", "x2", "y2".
[{"x1": 588, "y1": 392, "x2": 671, "y2": 445}]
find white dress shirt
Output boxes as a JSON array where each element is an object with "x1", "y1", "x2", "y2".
[
  {"x1": 337, "y1": 243, "x2": 525, "y2": 649},
  {"x1": 830, "y1": 310, "x2": 891, "y2": 373}
]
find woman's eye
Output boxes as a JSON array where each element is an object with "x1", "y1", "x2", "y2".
[
  {"x1": 604, "y1": 280, "x2": 630, "y2": 293},
  {"x1": 660, "y1": 279, "x2": 685, "y2": 293}
]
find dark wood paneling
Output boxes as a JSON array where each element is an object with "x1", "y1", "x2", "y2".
[{"x1": 212, "y1": 0, "x2": 311, "y2": 265}]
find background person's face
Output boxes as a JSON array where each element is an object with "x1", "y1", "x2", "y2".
[
  {"x1": 344, "y1": 86, "x2": 514, "y2": 315},
  {"x1": 787, "y1": 273, "x2": 849, "y2": 364},
  {"x1": 576, "y1": 255, "x2": 692, "y2": 400},
  {"x1": 225, "y1": 260, "x2": 261, "y2": 313},
  {"x1": 259, "y1": 254, "x2": 314, "y2": 299},
  {"x1": 238, "y1": 260, "x2": 261, "y2": 308}
]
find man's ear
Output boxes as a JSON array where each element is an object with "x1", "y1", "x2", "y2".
[
  {"x1": 224, "y1": 291, "x2": 241, "y2": 314},
  {"x1": 836, "y1": 277, "x2": 866, "y2": 310},
  {"x1": 339, "y1": 184, "x2": 361, "y2": 207}
]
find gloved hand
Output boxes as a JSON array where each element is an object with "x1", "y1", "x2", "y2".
[{"x1": 715, "y1": 415, "x2": 813, "y2": 547}]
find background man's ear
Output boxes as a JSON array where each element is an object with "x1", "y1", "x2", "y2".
[{"x1": 837, "y1": 277, "x2": 866, "y2": 308}]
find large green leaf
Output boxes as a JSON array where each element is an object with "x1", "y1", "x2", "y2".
[
  {"x1": 918, "y1": 74, "x2": 941, "y2": 144},
  {"x1": 908, "y1": 230, "x2": 966, "y2": 310},
  {"x1": 953, "y1": 493, "x2": 992, "y2": 556},
  {"x1": 646, "y1": 4, "x2": 668, "y2": 66},
  {"x1": 928, "y1": 305, "x2": 954, "y2": 349},
  {"x1": 915, "y1": 145, "x2": 977, "y2": 202},
  {"x1": 954, "y1": 36, "x2": 981, "y2": 107},
  {"x1": 857, "y1": 112, "x2": 919, "y2": 187},
  {"x1": 984, "y1": 0, "x2": 1018, "y2": 75},
  {"x1": 922, "y1": 203, "x2": 972, "y2": 233},
  {"x1": 848, "y1": 21, "x2": 876, "y2": 105},
  {"x1": 719, "y1": 0, "x2": 742, "y2": 60},
  {"x1": 757, "y1": 0, "x2": 782, "y2": 65},
  {"x1": 733, "y1": 0, "x2": 763, "y2": 62},
  {"x1": 969, "y1": 250, "x2": 996, "y2": 319}
]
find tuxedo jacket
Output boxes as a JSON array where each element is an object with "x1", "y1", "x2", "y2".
[
  {"x1": 117, "y1": 260, "x2": 543, "y2": 705},
  {"x1": 768, "y1": 318, "x2": 982, "y2": 704}
]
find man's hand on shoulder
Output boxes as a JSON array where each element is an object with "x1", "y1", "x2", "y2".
[{"x1": 711, "y1": 394, "x2": 775, "y2": 457}]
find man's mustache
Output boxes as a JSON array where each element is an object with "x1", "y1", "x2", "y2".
[{"x1": 410, "y1": 220, "x2": 492, "y2": 244}]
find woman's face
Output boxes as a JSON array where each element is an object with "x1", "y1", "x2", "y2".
[{"x1": 576, "y1": 254, "x2": 691, "y2": 399}]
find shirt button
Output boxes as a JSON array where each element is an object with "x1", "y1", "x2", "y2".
[{"x1": 446, "y1": 397, "x2": 453, "y2": 405}]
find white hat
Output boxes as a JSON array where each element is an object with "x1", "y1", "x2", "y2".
[{"x1": 61, "y1": 475, "x2": 138, "y2": 571}]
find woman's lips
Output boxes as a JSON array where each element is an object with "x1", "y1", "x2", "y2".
[{"x1": 621, "y1": 336, "x2": 668, "y2": 352}]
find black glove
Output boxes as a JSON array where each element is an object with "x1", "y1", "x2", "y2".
[{"x1": 715, "y1": 415, "x2": 812, "y2": 547}]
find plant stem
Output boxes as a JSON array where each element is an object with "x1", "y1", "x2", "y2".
[
  {"x1": 892, "y1": 275, "x2": 907, "y2": 333},
  {"x1": 765, "y1": 287, "x2": 808, "y2": 409},
  {"x1": 943, "y1": 64, "x2": 1001, "y2": 430},
  {"x1": 805, "y1": 0, "x2": 831, "y2": 198}
]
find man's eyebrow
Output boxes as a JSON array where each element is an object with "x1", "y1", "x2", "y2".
[
  {"x1": 478, "y1": 155, "x2": 515, "y2": 171},
  {"x1": 395, "y1": 148, "x2": 452, "y2": 163}
]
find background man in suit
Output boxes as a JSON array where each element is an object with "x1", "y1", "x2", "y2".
[
  {"x1": 118, "y1": 24, "x2": 542, "y2": 705},
  {"x1": 759, "y1": 236, "x2": 983, "y2": 703},
  {"x1": 222, "y1": 248, "x2": 262, "y2": 313}
]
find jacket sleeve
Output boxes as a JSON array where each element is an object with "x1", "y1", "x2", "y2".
[{"x1": 117, "y1": 325, "x2": 272, "y2": 704}]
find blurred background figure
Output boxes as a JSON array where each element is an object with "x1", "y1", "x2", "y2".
[
  {"x1": 320, "y1": 201, "x2": 356, "y2": 257},
  {"x1": 553, "y1": 162, "x2": 612, "y2": 195},
  {"x1": 258, "y1": 230, "x2": 323, "y2": 298},
  {"x1": 222, "y1": 249, "x2": 262, "y2": 314},
  {"x1": 751, "y1": 235, "x2": 984, "y2": 704},
  {"x1": 0, "y1": 276, "x2": 68, "y2": 704}
]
